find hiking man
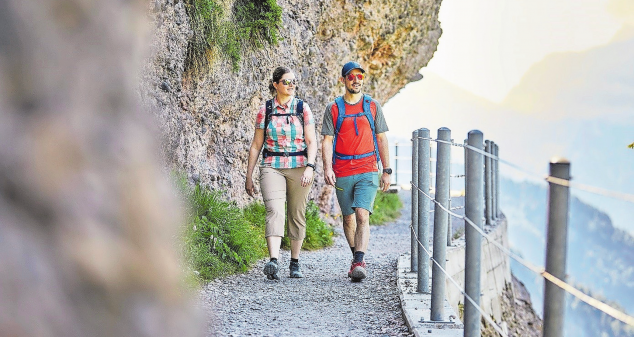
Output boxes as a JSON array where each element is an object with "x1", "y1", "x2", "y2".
[{"x1": 321, "y1": 61, "x2": 391, "y2": 281}]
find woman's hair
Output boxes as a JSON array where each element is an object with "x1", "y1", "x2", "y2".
[{"x1": 268, "y1": 66, "x2": 292, "y2": 96}]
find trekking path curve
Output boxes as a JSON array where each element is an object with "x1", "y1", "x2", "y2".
[{"x1": 201, "y1": 190, "x2": 414, "y2": 336}]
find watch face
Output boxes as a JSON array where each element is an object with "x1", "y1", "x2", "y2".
[{"x1": 383, "y1": 168, "x2": 392, "y2": 174}]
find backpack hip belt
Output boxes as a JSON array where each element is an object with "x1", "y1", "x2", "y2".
[{"x1": 262, "y1": 148, "x2": 307, "y2": 158}]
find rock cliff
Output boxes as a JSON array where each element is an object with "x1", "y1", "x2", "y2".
[{"x1": 142, "y1": 0, "x2": 442, "y2": 207}]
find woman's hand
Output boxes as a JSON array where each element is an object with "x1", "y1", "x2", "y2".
[
  {"x1": 245, "y1": 176, "x2": 257, "y2": 197},
  {"x1": 300, "y1": 167, "x2": 314, "y2": 187}
]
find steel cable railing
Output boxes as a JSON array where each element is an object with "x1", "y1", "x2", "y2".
[
  {"x1": 406, "y1": 134, "x2": 634, "y2": 332},
  {"x1": 417, "y1": 136, "x2": 634, "y2": 204},
  {"x1": 408, "y1": 218, "x2": 509, "y2": 337},
  {"x1": 412, "y1": 180, "x2": 634, "y2": 327}
]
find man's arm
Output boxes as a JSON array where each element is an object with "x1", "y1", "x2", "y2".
[
  {"x1": 322, "y1": 135, "x2": 336, "y2": 186},
  {"x1": 376, "y1": 132, "x2": 390, "y2": 192}
]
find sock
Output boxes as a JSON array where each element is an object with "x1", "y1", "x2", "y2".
[
  {"x1": 350, "y1": 246, "x2": 355, "y2": 256},
  {"x1": 270, "y1": 257, "x2": 278, "y2": 263},
  {"x1": 291, "y1": 258, "x2": 299, "y2": 263},
  {"x1": 353, "y1": 251, "x2": 365, "y2": 263}
]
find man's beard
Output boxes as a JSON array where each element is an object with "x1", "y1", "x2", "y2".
[{"x1": 346, "y1": 86, "x2": 361, "y2": 94}]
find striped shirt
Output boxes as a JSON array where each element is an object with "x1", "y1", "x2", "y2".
[{"x1": 256, "y1": 97, "x2": 314, "y2": 168}]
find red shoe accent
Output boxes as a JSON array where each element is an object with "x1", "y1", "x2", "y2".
[{"x1": 348, "y1": 261, "x2": 367, "y2": 279}]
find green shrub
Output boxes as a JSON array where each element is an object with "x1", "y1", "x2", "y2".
[
  {"x1": 369, "y1": 191, "x2": 403, "y2": 225},
  {"x1": 185, "y1": 0, "x2": 282, "y2": 71},
  {"x1": 182, "y1": 185, "x2": 268, "y2": 281},
  {"x1": 179, "y1": 180, "x2": 333, "y2": 283}
]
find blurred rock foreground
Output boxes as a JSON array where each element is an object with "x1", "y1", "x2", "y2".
[{"x1": 0, "y1": 0, "x2": 441, "y2": 336}]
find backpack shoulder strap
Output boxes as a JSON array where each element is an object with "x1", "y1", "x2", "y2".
[
  {"x1": 264, "y1": 99, "x2": 274, "y2": 140},
  {"x1": 362, "y1": 94, "x2": 380, "y2": 163},
  {"x1": 361, "y1": 94, "x2": 375, "y2": 130},
  {"x1": 332, "y1": 97, "x2": 347, "y2": 165},
  {"x1": 334, "y1": 96, "x2": 346, "y2": 134},
  {"x1": 295, "y1": 98, "x2": 305, "y2": 126}
]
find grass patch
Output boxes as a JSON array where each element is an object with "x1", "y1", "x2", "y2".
[
  {"x1": 185, "y1": 0, "x2": 282, "y2": 72},
  {"x1": 182, "y1": 184, "x2": 268, "y2": 281},
  {"x1": 369, "y1": 191, "x2": 403, "y2": 225},
  {"x1": 178, "y1": 179, "x2": 334, "y2": 283}
]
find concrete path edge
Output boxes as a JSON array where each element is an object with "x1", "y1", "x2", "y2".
[{"x1": 397, "y1": 253, "x2": 464, "y2": 337}]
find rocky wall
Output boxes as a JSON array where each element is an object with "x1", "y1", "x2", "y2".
[{"x1": 141, "y1": 0, "x2": 442, "y2": 210}]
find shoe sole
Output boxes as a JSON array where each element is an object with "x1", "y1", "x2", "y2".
[
  {"x1": 264, "y1": 262, "x2": 279, "y2": 280},
  {"x1": 351, "y1": 266, "x2": 367, "y2": 281}
]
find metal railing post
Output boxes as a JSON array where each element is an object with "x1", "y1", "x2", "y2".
[
  {"x1": 543, "y1": 158, "x2": 571, "y2": 337},
  {"x1": 447, "y1": 164, "x2": 453, "y2": 247},
  {"x1": 395, "y1": 141, "x2": 399, "y2": 186},
  {"x1": 411, "y1": 130, "x2": 419, "y2": 272},
  {"x1": 431, "y1": 128, "x2": 451, "y2": 320},
  {"x1": 484, "y1": 140, "x2": 492, "y2": 225},
  {"x1": 487, "y1": 141, "x2": 498, "y2": 220},
  {"x1": 494, "y1": 143, "x2": 500, "y2": 219},
  {"x1": 417, "y1": 128, "x2": 431, "y2": 293},
  {"x1": 464, "y1": 130, "x2": 484, "y2": 337}
]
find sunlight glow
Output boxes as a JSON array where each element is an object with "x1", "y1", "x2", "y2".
[{"x1": 426, "y1": 0, "x2": 623, "y2": 102}]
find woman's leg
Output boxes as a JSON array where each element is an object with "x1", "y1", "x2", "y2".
[
  {"x1": 266, "y1": 236, "x2": 282, "y2": 259},
  {"x1": 285, "y1": 167, "x2": 312, "y2": 257},
  {"x1": 290, "y1": 239, "x2": 303, "y2": 259},
  {"x1": 260, "y1": 167, "x2": 287, "y2": 279},
  {"x1": 260, "y1": 167, "x2": 287, "y2": 256}
]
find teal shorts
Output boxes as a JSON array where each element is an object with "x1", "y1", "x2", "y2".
[{"x1": 335, "y1": 172, "x2": 379, "y2": 216}]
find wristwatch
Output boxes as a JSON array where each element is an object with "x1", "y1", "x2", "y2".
[
  {"x1": 382, "y1": 168, "x2": 392, "y2": 175},
  {"x1": 306, "y1": 163, "x2": 316, "y2": 170}
]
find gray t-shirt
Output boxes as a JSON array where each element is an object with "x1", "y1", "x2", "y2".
[{"x1": 321, "y1": 97, "x2": 389, "y2": 136}]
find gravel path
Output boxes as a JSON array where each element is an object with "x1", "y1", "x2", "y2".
[{"x1": 200, "y1": 190, "x2": 415, "y2": 336}]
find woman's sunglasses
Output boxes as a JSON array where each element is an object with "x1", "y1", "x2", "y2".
[
  {"x1": 346, "y1": 73, "x2": 365, "y2": 81},
  {"x1": 279, "y1": 79, "x2": 297, "y2": 86}
]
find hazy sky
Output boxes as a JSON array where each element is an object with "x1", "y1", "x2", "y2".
[
  {"x1": 425, "y1": 0, "x2": 631, "y2": 102},
  {"x1": 383, "y1": 0, "x2": 634, "y2": 234}
]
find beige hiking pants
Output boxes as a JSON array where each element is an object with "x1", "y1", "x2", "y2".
[{"x1": 259, "y1": 167, "x2": 312, "y2": 240}]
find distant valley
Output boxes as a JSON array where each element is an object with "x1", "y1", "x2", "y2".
[{"x1": 502, "y1": 178, "x2": 634, "y2": 337}]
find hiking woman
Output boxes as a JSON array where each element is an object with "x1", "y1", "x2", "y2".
[{"x1": 245, "y1": 66, "x2": 317, "y2": 279}]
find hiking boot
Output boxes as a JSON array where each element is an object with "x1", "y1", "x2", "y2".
[
  {"x1": 289, "y1": 261, "x2": 304, "y2": 278},
  {"x1": 348, "y1": 261, "x2": 367, "y2": 282},
  {"x1": 263, "y1": 260, "x2": 279, "y2": 280}
]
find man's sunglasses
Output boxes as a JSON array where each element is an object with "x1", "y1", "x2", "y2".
[
  {"x1": 279, "y1": 79, "x2": 297, "y2": 86},
  {"x1": 346, "y1": 73, "x2": 365, "y2": 81}
]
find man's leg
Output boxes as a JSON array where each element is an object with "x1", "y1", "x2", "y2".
[
  {"x1": 351, "y1": 172, "x2": 378, "y2": 256},
  {"x1": 335, "y1": 174, "x2": 357, "y2": 256},
  {"x1": 349, "y1": 208, "x2": 370, "y2": 281},
  {"x1": 353, "y1": 208, "x2": 370, "y2": 253},
  {"x1": 342, "y1": 214, "x2": 357, "y2": 254},
  {"x1": 348, "y1": 172, "x2": 378, "y2": 281}
]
